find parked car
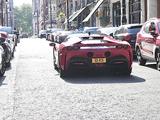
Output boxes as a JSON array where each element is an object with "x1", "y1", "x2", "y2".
[
  {"x1": 0, "y1": 33, "x2": 7, "y2": 76},
  {"x1": 135, "y1": 18, "x2": 160, "y2": 70},
  {"x1": 0, "y1": 26, "x2": 17, "y2": 54},
  {"x1": 49, "y1": 33, "x2": 133, "y2": 77},
  {"x1": 38, "y1": 30, "x2": 47, "y2": 38},
  {"x1": 47, "y1": 28, "x2": 62, "y2": 41},
  {"x1": 97, "y1": 27, "x2": 118, "y2": 37},
  {"x1": 45, "y1": 29, "x2": 52, "y2": 40},
  {"x1": 0, "y1": 31, "x2": 12, "y2": 67},
  {"x1": 53, "y1": 30, "x2": 73, "y2": 43},
  {"x1": 20, "y1": 32, "x2": 28, "y2": 38},
  {"x1": 114, "y1": 24, "x2": 142, "y2": 54}
]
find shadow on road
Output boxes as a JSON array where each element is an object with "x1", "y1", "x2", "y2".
[
  {"x1": 0, "y1": 76, "x2": 6, "y2": 86},
  {"x1": 63, "y1": 71, "x2": 145, "y2": 84},
  {"x1": 145, "y1": 63, "x2": 157, "y2": 69}
]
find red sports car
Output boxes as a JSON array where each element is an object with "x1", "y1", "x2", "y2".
[{"x1": 50, "y1": 33, "x2": 133, "y2": 77}]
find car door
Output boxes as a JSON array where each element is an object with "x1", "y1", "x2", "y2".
[{"x1": 140, "y1": 21, "x2": 156, "y2": 58}]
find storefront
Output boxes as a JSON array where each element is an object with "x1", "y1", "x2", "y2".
[{"x1": 112, "y1": 1, "x2": 121, "y2": 26}]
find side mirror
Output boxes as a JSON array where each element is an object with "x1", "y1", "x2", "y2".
[{"x1": 109, "y1": 33, "x2": 113, "y2": 37}]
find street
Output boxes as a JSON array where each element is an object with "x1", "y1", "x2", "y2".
[{"x1": 0, "y1": 37, "x2": 160, "y2": 120}]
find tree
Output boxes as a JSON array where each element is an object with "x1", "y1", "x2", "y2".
[{"x1": 14, "y1": 4, "x2": 32, "y2": 34}]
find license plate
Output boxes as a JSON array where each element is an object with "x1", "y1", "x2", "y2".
[{"x1": 92, "y1": 58, "x2": 106, "y2": 64}]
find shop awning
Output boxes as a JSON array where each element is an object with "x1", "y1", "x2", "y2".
[
  {"x1": 64, "y1": 3, "x2": 93, "y2": 24},
  {"x1": 82, "y1": 0, "x2": 104, "y2": 23},
  {"x1": 69, "y1": 7, "x2": 87, "y2": 22},
  {"x1": 64, "y1": 11, "x2": 78, "y2": 24}
]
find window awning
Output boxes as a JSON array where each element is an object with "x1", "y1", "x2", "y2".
[
  {"x1": 64, "y1": 11, "x2": 78, "y2": 24},
  {"x1": 82, "y1": 0, "x2": 104, "y2": 23},
  {"x1": 69, "y1": 7, "x2": 87, "y2": 22},
  {"x1": 64, "y1": 3, "x2": 93, "y2": 24}
]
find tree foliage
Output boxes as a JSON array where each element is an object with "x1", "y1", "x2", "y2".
[{"x1": 14, "y1": 4, "x2": 32, "y2": 34}]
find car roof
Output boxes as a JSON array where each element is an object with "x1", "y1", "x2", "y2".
[
  {"x1": 97, "y1": 27, "x2": 118, "y2": 35},
  {"x1": 121, "y1": 24, "x2": 142, "y2": 28}
]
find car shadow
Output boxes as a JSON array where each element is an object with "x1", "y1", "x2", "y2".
[
  {"x1": 63, "y1": 71, "x2": 145, "y2": 84},
  {"x1": 145, "y1": 63, "x2": 157, "y2": 70},
  {"x1": 0, "y1": 76, "x2": 6, "y2": 86},
  {"x1": 134, "y1": 60, "x2": 158, "y2": 71}
]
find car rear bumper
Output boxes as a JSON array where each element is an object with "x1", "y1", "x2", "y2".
[{"x1": 67, "y1": 55, "x2": 130, "y2": 72}]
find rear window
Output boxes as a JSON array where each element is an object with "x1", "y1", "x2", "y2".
[{"x1": 127, "y1": 26, "x2": 142, "y2": 34}]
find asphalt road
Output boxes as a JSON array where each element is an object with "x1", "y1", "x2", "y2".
[{"x1": 0, "y1": 37, "x2": 160, "y2": 120}]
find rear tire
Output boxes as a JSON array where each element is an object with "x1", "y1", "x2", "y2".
[
  {"x1": 156, "y1": 52, "x2": 160, "y2": 71},
  {"x1": 136, "y1": 48, "x2": 146, "y2": 66},
  {"x1": 0, "y1": 57, "x2": 6, "y2": 77}
]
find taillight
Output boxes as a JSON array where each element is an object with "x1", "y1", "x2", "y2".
[{"x1": 66, "y1": 46, "x2": 80, "y2": 51}]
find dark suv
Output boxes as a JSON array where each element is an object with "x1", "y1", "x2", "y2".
[
  {"x1": 135, "y1": 18, "x2": 160, "y2": 70},
  {"x1": 114, "y1": 24, "x2": 142, "y2": 54}
]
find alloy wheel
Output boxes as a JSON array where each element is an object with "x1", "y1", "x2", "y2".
[{"x1": 136, "y1": 48, "x2": 146, "y2": 66}]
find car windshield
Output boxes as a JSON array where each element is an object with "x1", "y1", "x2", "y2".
[
  {"x1": 127, "y1": 26, "x2": 142, "y2": 34},
  {"x1": 0, "y1": 27, "x2": 12, "y2": 34}
]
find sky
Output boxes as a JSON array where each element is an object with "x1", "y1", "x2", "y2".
[{"x1": 13, "y1": 0, "x2": 32, "y2": 7}]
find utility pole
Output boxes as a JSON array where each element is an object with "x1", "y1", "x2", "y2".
[
  {"x1": 50, "y1": 0, "x2": 52, "y2": 28},
  {"x1": 66, "y1": 0, "x2": 69, "y2": 30},
  {"x1": 6, "y1": 1, "x2": 8, "y2": 26},
  {"x1": 0, "y1": 0, "x2": 3, "y2": 25}
]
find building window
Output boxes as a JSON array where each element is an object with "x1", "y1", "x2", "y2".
[
  {"x1": 129, "y1": 0, "x2": 141, "y2": 24},
  {"x1": 122, "y1": 0, "x2": 127, "y2": 24},
  {"x1": 112, "y1": 1, "x2": 121, "y2": 27},
  {"x1": 100, "y1": 1, "x2": 110, "y2": 26}
]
